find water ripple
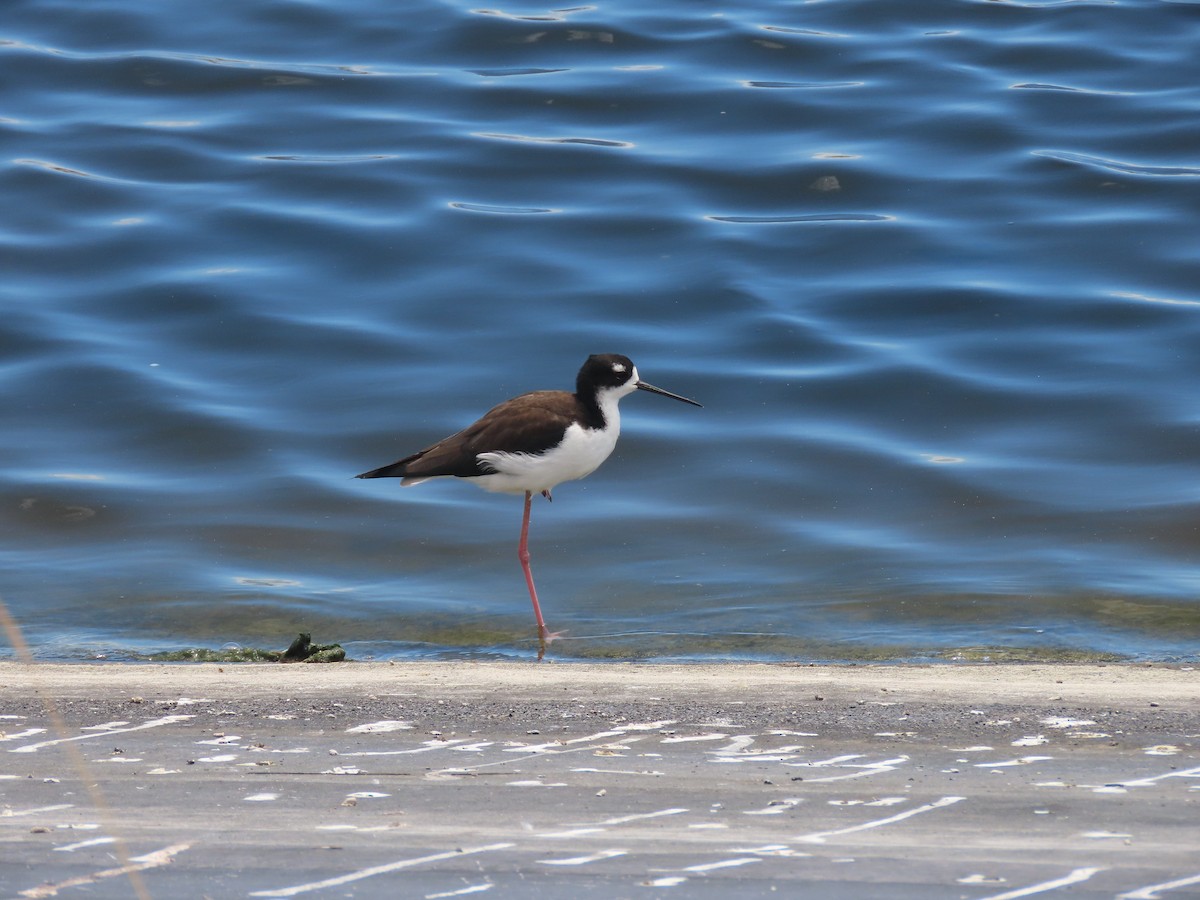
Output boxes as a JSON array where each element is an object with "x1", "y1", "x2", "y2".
[
  {"x1": 475, "y1": 132, "x2": 633, "y2": 148},
  {"x1": 742, "y1": 80, "x2": 863, "y2": 90},
  {"x1": 966, "y1": 0, "x2": 1116, "y2": 6},
  {"x1": 706, "y1": 213, "x2": 893, "y2": 224},
  {"x1": 468, "y1": 67, "x2": 569, "y2": 77},
  {"x1": 1033, "y1": 150, "x2": 1200, "y2": 177},
  {"x1": 14, "y1": 159, "x2": 104, "y2": 179},
  {"x1": 1011, "y1": 83, "x2": 1134, "y2": 96},
  {"x1": 1109, "y1": 291, "x2": 1200, "y2": 309},
  {"x1": 2, "y1": 40, "x2": 380, "y2": 78},
  {"x1": 259, "y1": 154, "x2": 397, "y2": 163},
  {"x1": 471, "y1": 6, "x2": 596, "y2": 22},
  {"x1": 759, "y1": 26, "x2": 849, "y2": 38},
  {"x1": 448, "y1": 201, "x2": 559, "y2": 214}
]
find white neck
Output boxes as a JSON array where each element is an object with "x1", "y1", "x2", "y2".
[{"x1": 594, "y1": 384, "x2": 626, "y2": 435}]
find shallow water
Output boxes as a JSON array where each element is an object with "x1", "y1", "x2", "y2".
[{"x1": 3, "y1": 0, "x2": 1199, "y2": 662}]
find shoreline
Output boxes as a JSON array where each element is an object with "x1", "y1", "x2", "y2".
[
  {"x1": 4, "y1": 658, "x2": 1195, "y2": 702},
  {"x1": 4, "y1": 661, "x2": 1197, "y2": 898},
  {"x1": 5, "y1": 660, "x2": 1196, "y2": 750}
]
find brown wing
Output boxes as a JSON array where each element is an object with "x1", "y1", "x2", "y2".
[{"x1": 356, "y1": 391, "x2": 581, "y2": 480}]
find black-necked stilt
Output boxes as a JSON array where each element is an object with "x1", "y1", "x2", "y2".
[{"x1": 356, "y1": 353, "x2": 702, "y2": 659}]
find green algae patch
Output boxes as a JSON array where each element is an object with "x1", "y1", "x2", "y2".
[
  {"x1": 933, "y1": 646, "x2": 1128, "y2": 663},
  {"x1": 145, "y1": 633, "x2": 345, "y2": 663}
]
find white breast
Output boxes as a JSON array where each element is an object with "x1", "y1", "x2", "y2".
[
  {"x1": 474, "y1": 386, "x2": 626, "y2": 495},
  {"x1": 475, "y1": 420, "x2": 620, "y2": 495}
]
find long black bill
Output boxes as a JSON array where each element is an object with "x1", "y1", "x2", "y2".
[{"x1": 636, "y1": 380, "x2": 703, "y2": 408}]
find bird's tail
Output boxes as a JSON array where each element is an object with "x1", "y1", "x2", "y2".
[{"x1": 355, "y1": 459, "x2": 412, "y2": 480}]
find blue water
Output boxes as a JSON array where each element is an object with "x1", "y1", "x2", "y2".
[{"x1": 3, "y1": 0, "x2": 1199, "y2": 662}]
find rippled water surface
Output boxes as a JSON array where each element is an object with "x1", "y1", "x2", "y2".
[{"x1": 3, "y1": 0, "x2": 1199, "y2": 662}]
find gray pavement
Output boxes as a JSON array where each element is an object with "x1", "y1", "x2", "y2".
[{"x1": 1, "y1": 662, "x2": 1197, "y2": 898}]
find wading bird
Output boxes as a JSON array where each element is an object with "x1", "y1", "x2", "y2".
[{"x1": 357, "y1": 353, "x2": 701, "y2": 659}]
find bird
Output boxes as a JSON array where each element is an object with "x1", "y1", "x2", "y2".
[{"x1": 356, "y1": 353, "x2": 702, "y2": 659}]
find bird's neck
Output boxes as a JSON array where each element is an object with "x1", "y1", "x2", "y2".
[{"x1": 578, "y1": 387, "x2": 622, "y2": 433}]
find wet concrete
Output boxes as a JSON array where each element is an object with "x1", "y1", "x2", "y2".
[{"x1": 1, "y1": 662, "x2": 1197, "y2": 898}]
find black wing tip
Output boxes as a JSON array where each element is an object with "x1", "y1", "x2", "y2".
[{"x1": 356, "y1": 463, "x2": 405, "y2": 479}]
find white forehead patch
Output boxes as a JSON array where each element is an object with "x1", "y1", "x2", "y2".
[{"x1": 612, "y1": 362, "x2": 627, "y2": 373}]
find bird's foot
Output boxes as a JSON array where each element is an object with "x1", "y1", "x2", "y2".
[
  {"x1": 541, "y1": 489, "x2": 553, "y2": 502},
  {"x1": 536, "y1": 627, "x2": 566, "y2": 662}
]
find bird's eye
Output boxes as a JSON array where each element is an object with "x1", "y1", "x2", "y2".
[{"x1": 612, "y1": 363, "x2": 626, "y2": 373}]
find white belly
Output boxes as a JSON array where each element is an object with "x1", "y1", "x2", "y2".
[{"x1": 474, "y1": 421, "x2": 620, "y2": 495}]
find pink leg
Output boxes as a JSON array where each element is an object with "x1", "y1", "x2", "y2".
[{"x1": 519, "y1": 490, "x2": 550, "y2": 660}]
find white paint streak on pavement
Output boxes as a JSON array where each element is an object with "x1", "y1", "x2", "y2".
[
  {"x1": 683, "y1": 857, "x2": 762, "y2": 872},
  {"x1": 538, "y1": 850, "x2": 628, "y2": 866},
  {"x1": 596, "y1": 808, "x2": 688, "y2": 826},
  {"x1": 10, "y1": 715, "x2": 194, "y2": 753},
  {"x1": 2, "y1": 804, "x2": 74, "y2": 818},
  {"x1": 971, "y1": 867, "x2": 1104, "y2": 900},
  {"x1": 249, "y1": 844, "x2": 516, "y2": 898},
  {"x1": 795, "y1": 796, "x2": 965, "y2": 843},
  {"x1": 53, "y1": 837, "x2": 116, "y2": 853},
  {"x1": 1111, "y1": 764, "x2": 1200, "y2": 789},
  {"x1": 19, "y1": 843, "x2": 192, "y2": 898},
  {"x1": 1118, "y1": 872, "x2": 1200, "y2": 900}
]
